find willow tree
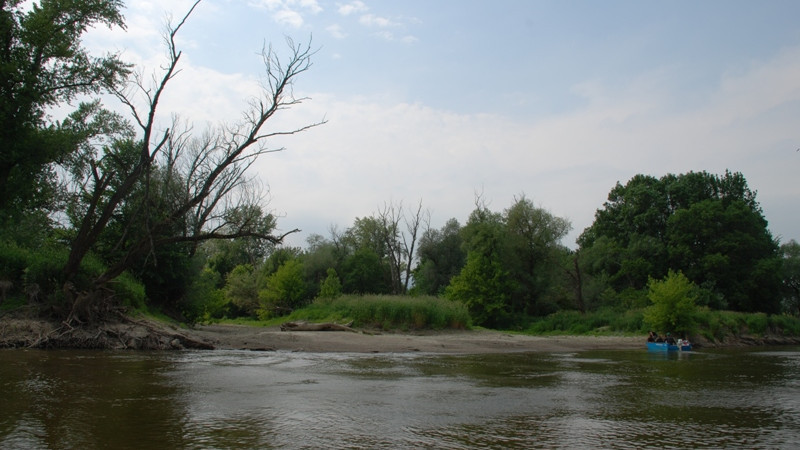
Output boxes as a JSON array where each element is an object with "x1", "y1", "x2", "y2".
[
  {"x1": 0, "y1": 0, "x2": 129, "y2": 219},
  {"x1": 60, "y1": 0, "x2": 324, "y2": 322}
]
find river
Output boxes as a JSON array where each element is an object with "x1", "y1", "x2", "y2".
[{"x1": 1, "y1": 346, "x2": 799, "y2": 449}]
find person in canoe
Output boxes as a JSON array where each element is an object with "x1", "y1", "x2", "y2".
[{"x1": 647, "y1": 331, "x2": 657, "y2": 342}]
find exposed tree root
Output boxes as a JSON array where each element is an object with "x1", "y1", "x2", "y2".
[{"x1": 0, "y1": 310, "x2": 214, "y2": 350}]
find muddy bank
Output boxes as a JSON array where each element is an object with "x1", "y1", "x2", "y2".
[
  {"x1": 189, "y1": 323, "x2": 644, "y2": 353},
  {"x1": 0, "y1": 316, "x2": 212, "y2": 350},
  {"x1": 1, "y1": 315, "x2": 643, "y2": 353},
  {"x1": 3, "y1": 315, "x2": 798, "y2": 353}
]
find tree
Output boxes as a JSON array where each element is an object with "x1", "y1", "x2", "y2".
[
  {"x1": 376, "y1": 199, "x2": 427, "y2": 294},
  {"x1": 341, "y1": 248, "x2": 389, "y2": 295},
  {"x1": 667, "y1": 199, "x2": 781, "y2": 312},
  {"x1": 578, "y1": 171, "x2": 781, "y2": 313},
  {"x1": 780, "y1": 240, "x2": 800, "y2": 316},
  {"x1": 0, "y1": 0, "x2": 129, "y2": 215},
  {"x1": 258, "y1": 259, "x2": 308, "y2": 318},
  {"x1": 412, "y1": 218, "x2": 465, "y2": 295},
  {"x1": 503, "y1": 195, "x2": 571, "y2": 315},
  {"x1": 643, "y1": 270, "x2": 698, "y2": 337},
  {"x1": 318, "y1": 268, "x2": 342, "y2": 299},
  {"x1": 57, "y1": 1, "x2": 323, "y2": 321},
  {"x1": 302, "y1": 233, "x2": 341, "y2": 295},
  {"x1": 445, "y1": 200, "x2": 512, "y2": 327},
  {"x1": 224, "y1": 264, "x2": 259, "y2": 316}
]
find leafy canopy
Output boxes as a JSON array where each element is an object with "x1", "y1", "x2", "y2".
[{"x1": 578, "y1": 171, "x2": 781, "y2": 313}]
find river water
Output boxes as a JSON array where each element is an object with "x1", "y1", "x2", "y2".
[{"x1": 1, "y1": 346, "x2": 799, "y2": 449}]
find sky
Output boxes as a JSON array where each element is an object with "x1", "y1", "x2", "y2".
[{"x1": 81, "y1": 0, "x2": 800, "y2": 248}]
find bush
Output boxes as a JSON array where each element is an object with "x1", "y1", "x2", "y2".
[
  {"x1": 111, "y1": 271, "x2": 147, "y2": 310},
  {"x1": 745, "y1": 313, "x2": 768, "y2": 335},
  {"x1": 257, "y1": 259, "x2": 309, "y2": 320},
  {"x1": 318, "y1": 268, "x2": 342, "y2": 299},
  {"x1": 224, "y1": 264, "x2": 259, "y2": 316},
  {"x1": 642, "y1": 270, "x2": 698, "y2": 336},
  {"x1": 523, "y1": 307, "x2": 646, "y2": 335}
]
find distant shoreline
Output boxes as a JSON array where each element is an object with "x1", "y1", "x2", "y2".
[{"x1": 3, "y1": 316, "x2": 799, "y2": 352}]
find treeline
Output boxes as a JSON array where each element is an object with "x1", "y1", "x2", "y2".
[{"x1": 171, "y1": 171, "x2": 799, "y2": 329}]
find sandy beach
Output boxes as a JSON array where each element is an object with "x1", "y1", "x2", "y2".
[{"x1": 189, "y1": 323, "x2": 644, "y2": 354}]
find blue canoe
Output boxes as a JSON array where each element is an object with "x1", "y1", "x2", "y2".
[{"x1": 647, "y1": 341, "x2": 692, "y2": 352}]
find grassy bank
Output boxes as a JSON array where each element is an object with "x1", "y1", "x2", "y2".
[
  {"x1": 223, "y1": 295, "x2": 472, "y2": 331},
  {"x1": 205, "y1": 296, "x2": 800, "y2": 343},
  {"x1": 520, "y1": 307, "x2": 800, "y2": 341}
]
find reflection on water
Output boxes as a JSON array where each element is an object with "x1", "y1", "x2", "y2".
[{"x1": 1, "y1": 347, "x2": 799, "y2": 449}]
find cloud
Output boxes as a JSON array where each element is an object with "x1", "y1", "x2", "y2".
[
  {"x1": 359, "y1": 13, "x2": 397, "y2": 28},
  {"x1": 337, "y1": 1, "x2": 368, "y2": 16},
  {"x1": 355, "y1": 13, "x2": 419, "y2": 43},
  {"x1": 326, "y1": 24, "x2": 347, "y2": 39},
  {"x1": 78, "y1": 3, "x2": 800, "y2": 248},
  {"x1": 257, "y1": 44, "x2": 800, "y2": 247},
  {"x1": 272, "y1": 8, "x2": 305, "y2": 27},
  {"x1": 247, "y1": 0, "x2": 322, "y2": 28}
]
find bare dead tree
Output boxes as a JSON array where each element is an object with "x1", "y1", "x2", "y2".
[
  {"x1": 376, "y1": 199, "x2": 428, "y2": 294},
  {"x1": 401, "y1": 199, "x2": 428, "y2": 293},
  {"x1": 60, "y1": 0, "x2": 324, "y2": 319},
  {"x1": 377, "y1": 201, "x2": 404, "y2": 294}
]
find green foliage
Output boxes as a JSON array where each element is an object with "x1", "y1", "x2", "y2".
[
  {"x1": 767, "y1": 314, "x2": 800, "y2": 336},
  {"x1": 781, "y1": 240, "x2": 800, "y2": 315},
  {"x1": 0, "y1": 0, "x2": 129, "y2": 213},
  {"x1": 445, "y1": 252, "x2": 511, "y2": 327},
  {"x1": 504, "y1": 195, "x2": 572, "y2": 315},
  {"x1": 224, "y1": 264, "x2": 259, "y2": 316},
  {"x1": 257, "y1": 259, "x2": 308, "y2": 319},
  {"x1": 442, "y1": 196, "x2": 573, "y2": 326},
  {"x1": 412, "y1": 218, "x2": 465, "y2": 295},
  {"x1": 445, "y1": 203, "x2": 511, "y2": 327},
  {"x1": 183, "y1": 267, "x2": 227, "y2": 322},
  {"x1": 692, "y1": 309, "x2": 800, "y2": 341},
  {"x1": 286, "y1": 295, "x2": 471, "y2": 330},
  {"x1": 318, "y1": 268, "x2": 342, "y2": 299},
  {"x1": 525, "y1": 308, "x2": 645, "y2": 335},
  {"x1": 578, "y1": 171, "x2": 781, "y2": 314},
  {"x1": 110, "y1": 271, "x2": 146, "y2": 311},
  {"x1": 341, "y1": 248, "x2": 389, "y2": 294},
  {"x1": 0, "y1": 238, "x2": 146, "y2": 309},
  {"x1": 642, "y1": 270, "x2": 698, "y2": 336}
]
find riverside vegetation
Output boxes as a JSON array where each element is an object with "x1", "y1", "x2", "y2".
[{"x1": 1, "y1": 1, "x2": 799, "y2": 349}]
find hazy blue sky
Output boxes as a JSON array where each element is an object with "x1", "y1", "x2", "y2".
[{"x1": 84, "y1": 0, "x2": 800, "y2": 247}]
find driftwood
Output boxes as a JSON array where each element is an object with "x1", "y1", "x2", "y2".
[{"x1": 280, "y1": 321, "x2": 357, "y2": 333}]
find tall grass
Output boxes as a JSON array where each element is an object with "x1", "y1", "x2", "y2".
[
  {"x1": 524, "y1": 308, "x2": 645, "y2": 335},
  {"x1": 281, "y1": 295, "x2": 471, "y2": 331},
  {"x1": 521, "y1": 307, "x2": 800, "y2": 340},
  {"x1": 692, "y1": 309, "x2": 800, "y2": 341}
]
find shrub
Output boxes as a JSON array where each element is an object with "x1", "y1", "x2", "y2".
[
  {"x1": 318, "y1": 268, "x2": 342, "y2": 299},
  {"x1": 224, "y1": 264, "x2": 259, "y2": 316},
  {"x1": 745, "y1": 313, "x2": 768, "y2": 335},
  {"x1": 257, "y1": 259, "x2": 308, "y2": 319},
  {"x1": 643, "y1": 270, "x2": 698, "y2": 336}
]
